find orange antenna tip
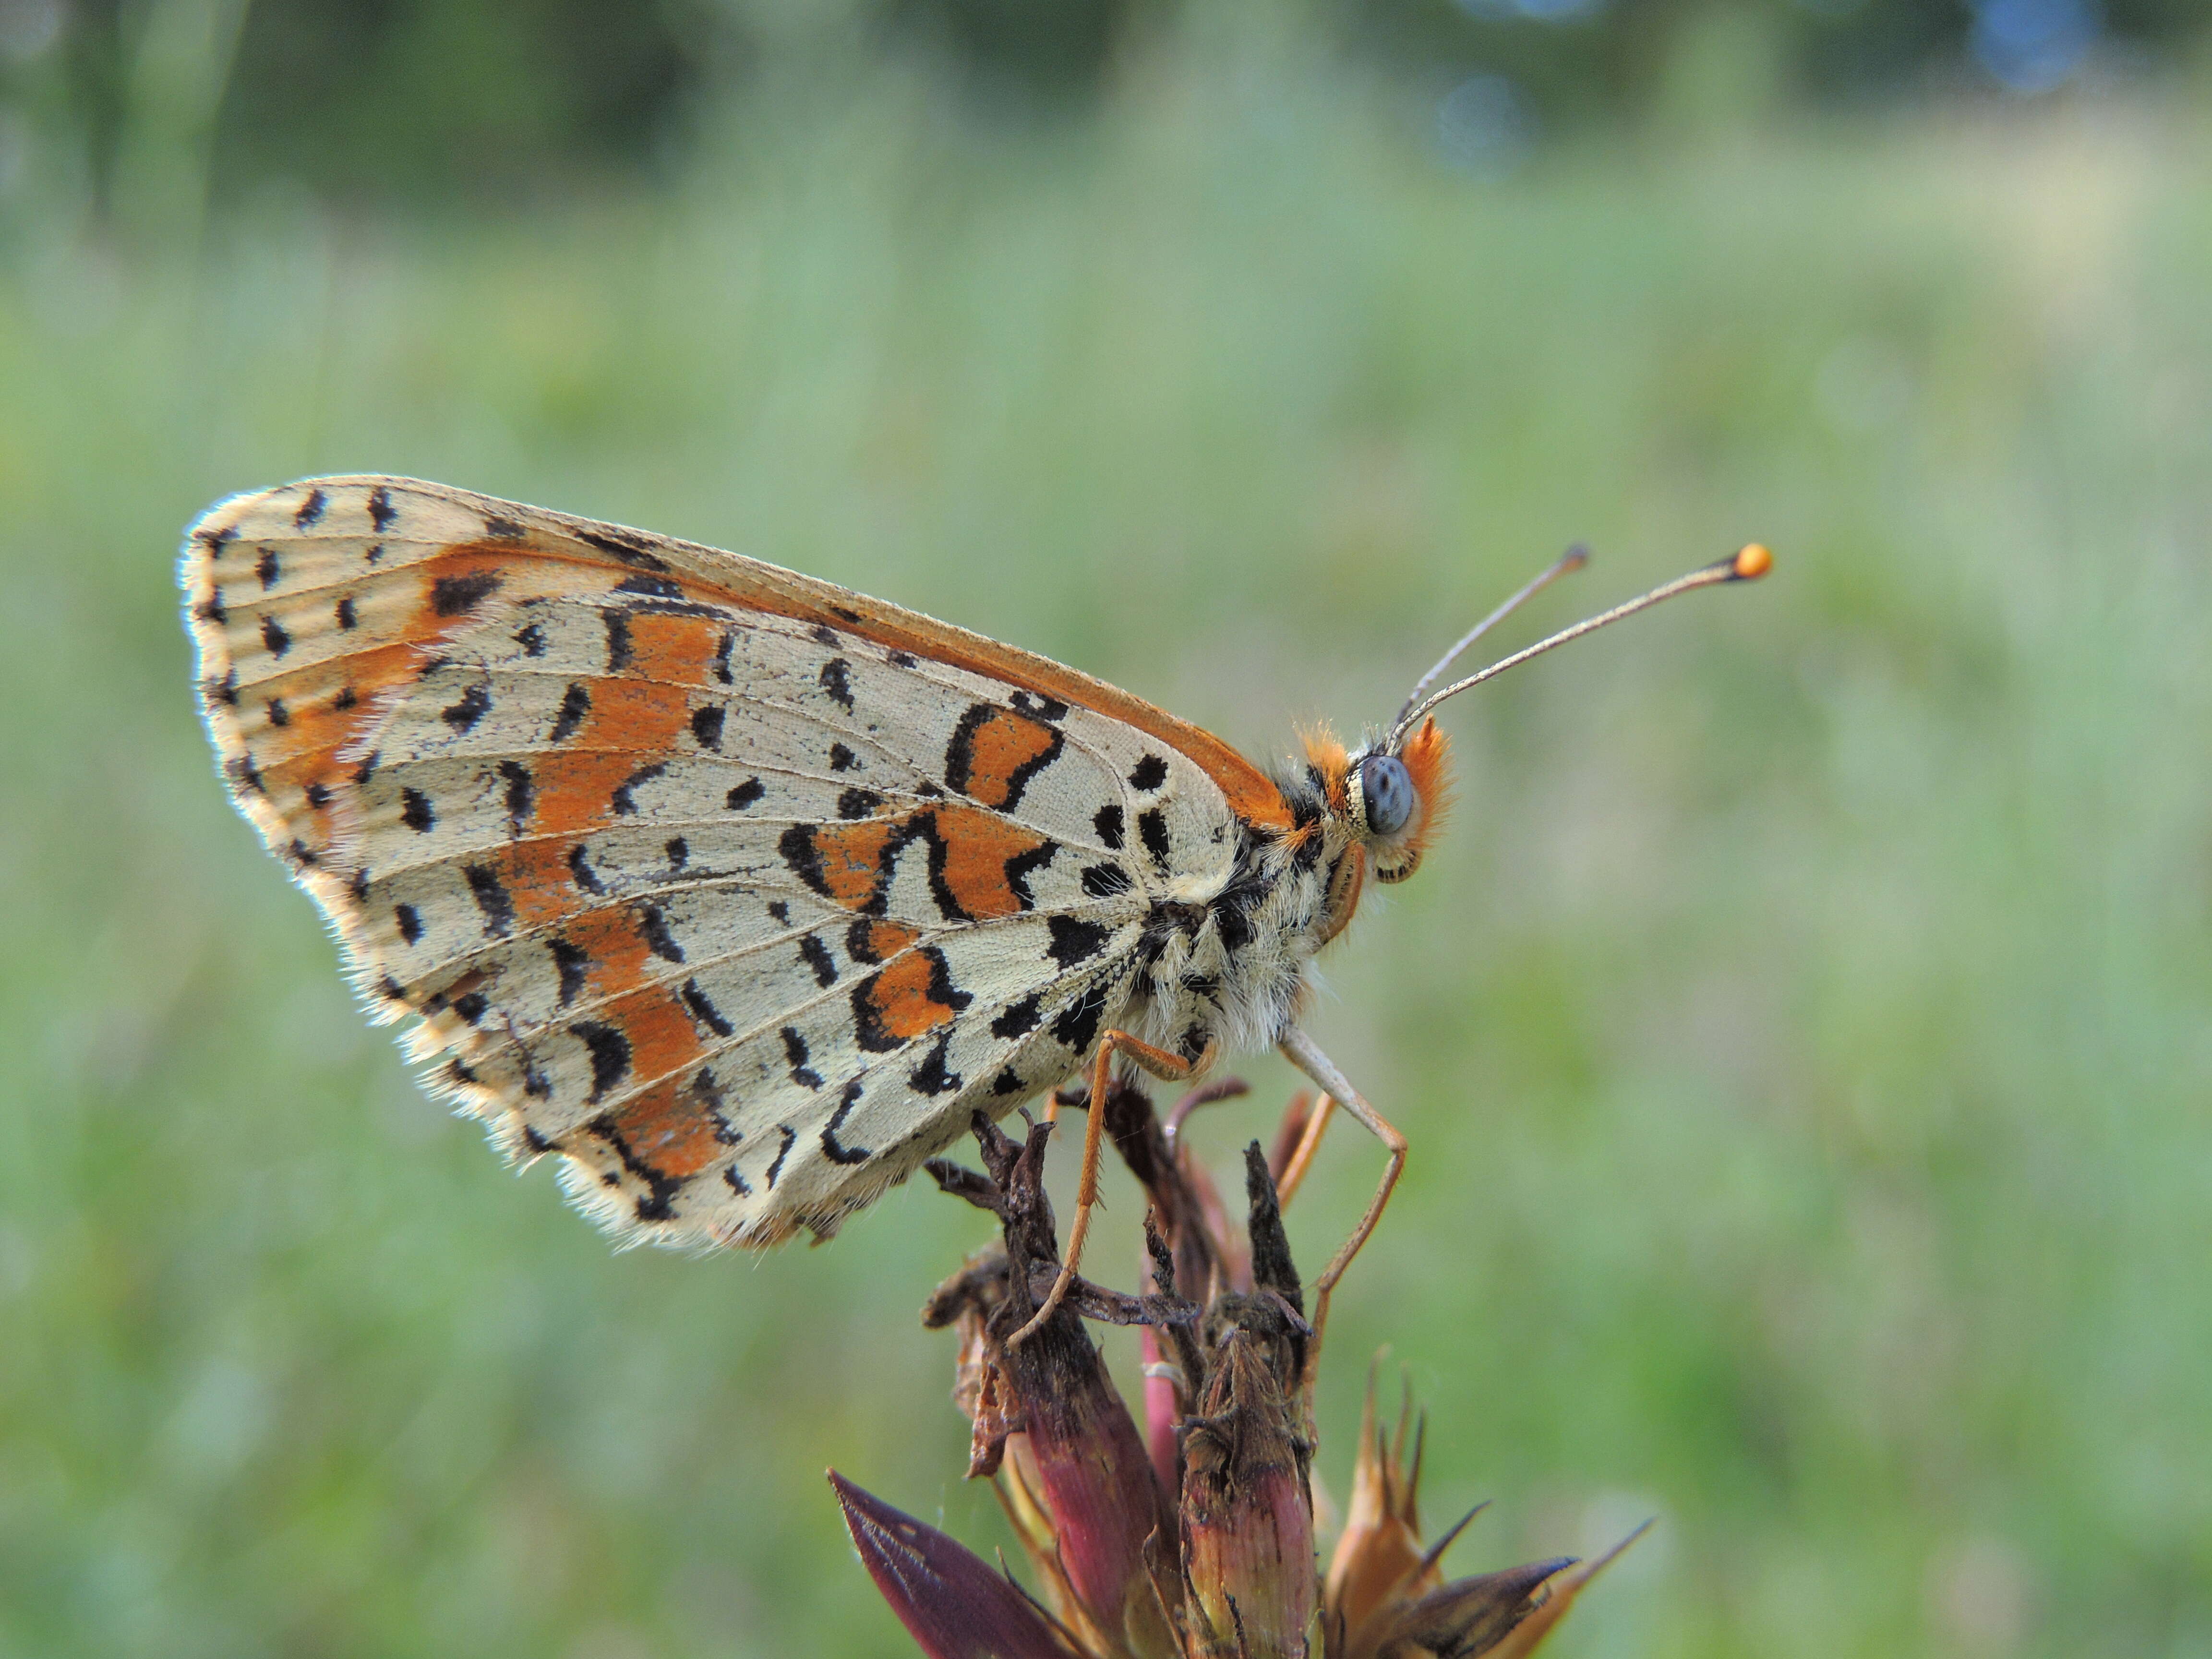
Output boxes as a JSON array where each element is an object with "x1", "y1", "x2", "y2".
[{"x1": 1732, "y1": 543, "x2": 1773, "y2": 580}]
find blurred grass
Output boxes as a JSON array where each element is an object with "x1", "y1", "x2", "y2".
[{"x1": 4, "y1": 34, "x2": 2212, "y2": 1659}]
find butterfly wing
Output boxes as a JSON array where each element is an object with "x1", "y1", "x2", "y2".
[{"x1": 182, "y1": 476, "x2": 1286, "y2": 1245}]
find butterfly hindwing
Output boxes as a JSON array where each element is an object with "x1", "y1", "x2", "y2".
[{"x1": 183, "y1": 476, "x2": 1263, "y2": 1245}]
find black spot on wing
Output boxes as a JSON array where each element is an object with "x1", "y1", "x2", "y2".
[
  {"x1": 266, "y1": 697, "x2": 289, "y2": 728},
  {"x1": 550, "y1": 938, "x2": 590, "y2": 1007},
  {"x1": 499, "y1": 760, "x2": 535, "y2": 827},
  {"x1": 712, "y1": 629, "x2": 734, "y2": 685},
  {"x1": 822, "y1": 1080, "x2": 870, "y2": 1164},
  {"x1": 1081, "y1": 862, "x2": 1132, "y2": 898},
  {"x1": 690, "y1": 705, "x2": 725, "y2": 751},
  {"x1": 452, "y1": 991, "x2": 488, "y2": 1024},
  {"x1": 637, "y1": 903, "x2": 685, "y2": 963},
  {"x1": 432, "y1": 570, "x2": 503, "y2": 616},
  {"x1": 990, "y1": 995, "x2": 1039, "y2": 1039},
  {"x1": 727, "y1": 777, "x2": 765, "y2": 810},
  {"x1": 1138, "y1": 807, "x2": 1171, "y2": 869},
  {"x1": 441, "y1": 682, "x2": 491, "y2": 733},
  {"x1": 260, "y1": 613, "x2": 291, "y2": 657},
  {"x1": 256, "y1": 547, "x2": 279, "y2": 589},
  {"x1": 781, "y1": 1026, "x2": 824, "y2": 1089},
  {"x1": 819, "y1": 658, "x2": 854, "y2": 711},
  {"x1": 464, "y1": 863, "x2": 515, "y2": 936},
  {"x1": 1094, "y1": 803, "x2": 1125, "y2": 850},
  {"x1": 293, "y1": 488, "x2": 326, "y2": 528},
  {"x1": 681, "y1": 978, "x2": 734, "y2": 1038},
  {"x1": 567, "y1": 842, "x2": 605, "y2": 894},
  {"x1": 991, "y1": 1068, "x2": 1027, "y2": 1096},
  {"x1": 304, "y1": 780, "x2": 331, "y2": 808},
  {"x1": 336, "y1": 596, "x2": 358, "y2": 630},
  {"x1": 665, "y1": 837, "x2": 688, "y2": 871},
  {"x1": 1052, "y1": 981, "x2": 1109, "y2": 1054},
  {"x1": 611, "y1": 763, "x2": 666, "y2": 816},
  {"x1": 837, "y1": 788, "x2": 882, "y2": 820},
  {"x1": 514, "y1": 620, "x2": 547, "y2": 657},
  {"x1": 798, "y1": 934, "x2": 838, "y2": 987},
  {"x1": 400, "y1": 788, "x2": 435, "y2": 833},
  {"x1": 578, "y1": 528, "x2": 672, "y2": 572},
  {"x1": 615, "y1": 574, "x2": 685, "y2": 599},
  {"x1": 1010, "y1": 689, "x2": 1069, "y2": 721},
  {"x1": 909, "y1": 1034, "x2": 962, "y2": 1097},
  {"x1": 829, "y1": 743, "x2": 858, "y2": 772},
  {"x1": 765, "y1": 1125, "x2": 797, "y2": 1188},
  {"x1": 394, "y1": 902, "x2": 423, "y2": 945},
  {"x1": 1046, "y1": 915, "x2": 1113, "y2": 969},
  {"x1": 1129, "y1": 754, "x2": 1169, "y2": 792},
  {"x1": 367, "y1": 485, "x2": 397, "y2": 531},
  {"x1": 603, "y1": 608, "x2": 635, "y2": 671},
  {"x1": 483, "y1": 516, "x2": 529, "y2": 542},
  {"x1": 574, "y1": 1021, "x2": 632, "y2": 1103}
]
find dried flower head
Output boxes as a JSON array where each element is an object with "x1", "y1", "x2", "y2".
[{"x1": 831, "y1": 1085, "x2": 1640, "y2": 1659}]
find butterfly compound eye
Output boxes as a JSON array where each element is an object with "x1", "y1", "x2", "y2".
[{"x1": 1357, "y1": 753, "x2": 1416, "y2": 839}]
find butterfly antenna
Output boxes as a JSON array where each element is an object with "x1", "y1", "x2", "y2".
[
  {"x1": 1394, "y1": 544, "x2": 1588, "y2": 730},
  {"x1": 1387, "y1": 543, "x2": 1772, "y2": 751}
]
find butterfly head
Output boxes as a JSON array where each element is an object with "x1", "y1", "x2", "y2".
[{"x1": 1344, "y1": 720, "x2": 1452, "y2": 885}]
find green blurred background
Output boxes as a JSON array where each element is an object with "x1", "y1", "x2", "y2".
[{"x1": 4, "y1": 0, "x2": 2210, "y2": 1654}]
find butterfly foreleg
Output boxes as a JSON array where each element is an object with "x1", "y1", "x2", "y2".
[
  {"x1": 1009, "y1": 1028, "x2": 1199, "y2": 1347},
  {"x1": 1276, "y1": 1026, "x2": 1408, "y2": 1370}
]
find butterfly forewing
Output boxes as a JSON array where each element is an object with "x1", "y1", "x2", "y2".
[{"x1": 184, "y1": 476, "x2": 1254, "y2": 1246}]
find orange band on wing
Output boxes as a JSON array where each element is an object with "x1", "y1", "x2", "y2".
[
  {"x1": 932, "y1": 805, "x2": 1052, "y2": 921},
  {"x1": 955, "y1": 709, "x2": 1058, "y2": 810},
  {"x1": 598, "y1": 1075, "x2": 728, "y2": 1182},
  {"x1": 851, "y1": 920, "x2": 922, "y2": 962},
  {"x1": 598, "y1": 981, "x2": 708, "y2": 1090},
  {"x1": 623, "y1": 611, "x2": 727, "y2": 685},
  {"x1": 856, "y1": 950, "x2": 964, "y2": 1043},
  {"x1": 801, "y1": 818, "x2": 903, "y2": 909}
]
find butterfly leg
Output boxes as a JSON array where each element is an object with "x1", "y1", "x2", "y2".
[
  {"x1": 1010, "y1": 1029, "x2": 1195, "y2": 1347},
  {"x1": 1277, "y1": 1026, "x2": 1407, "y2": 1360},
  {"x1": 1274, "y1": 1092, "x2": 1337, "y2": 1207}
]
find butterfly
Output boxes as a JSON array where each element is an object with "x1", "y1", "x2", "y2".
[{"x1": 182, "y1": 476, "x2": 1768, "y2": 1339}]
